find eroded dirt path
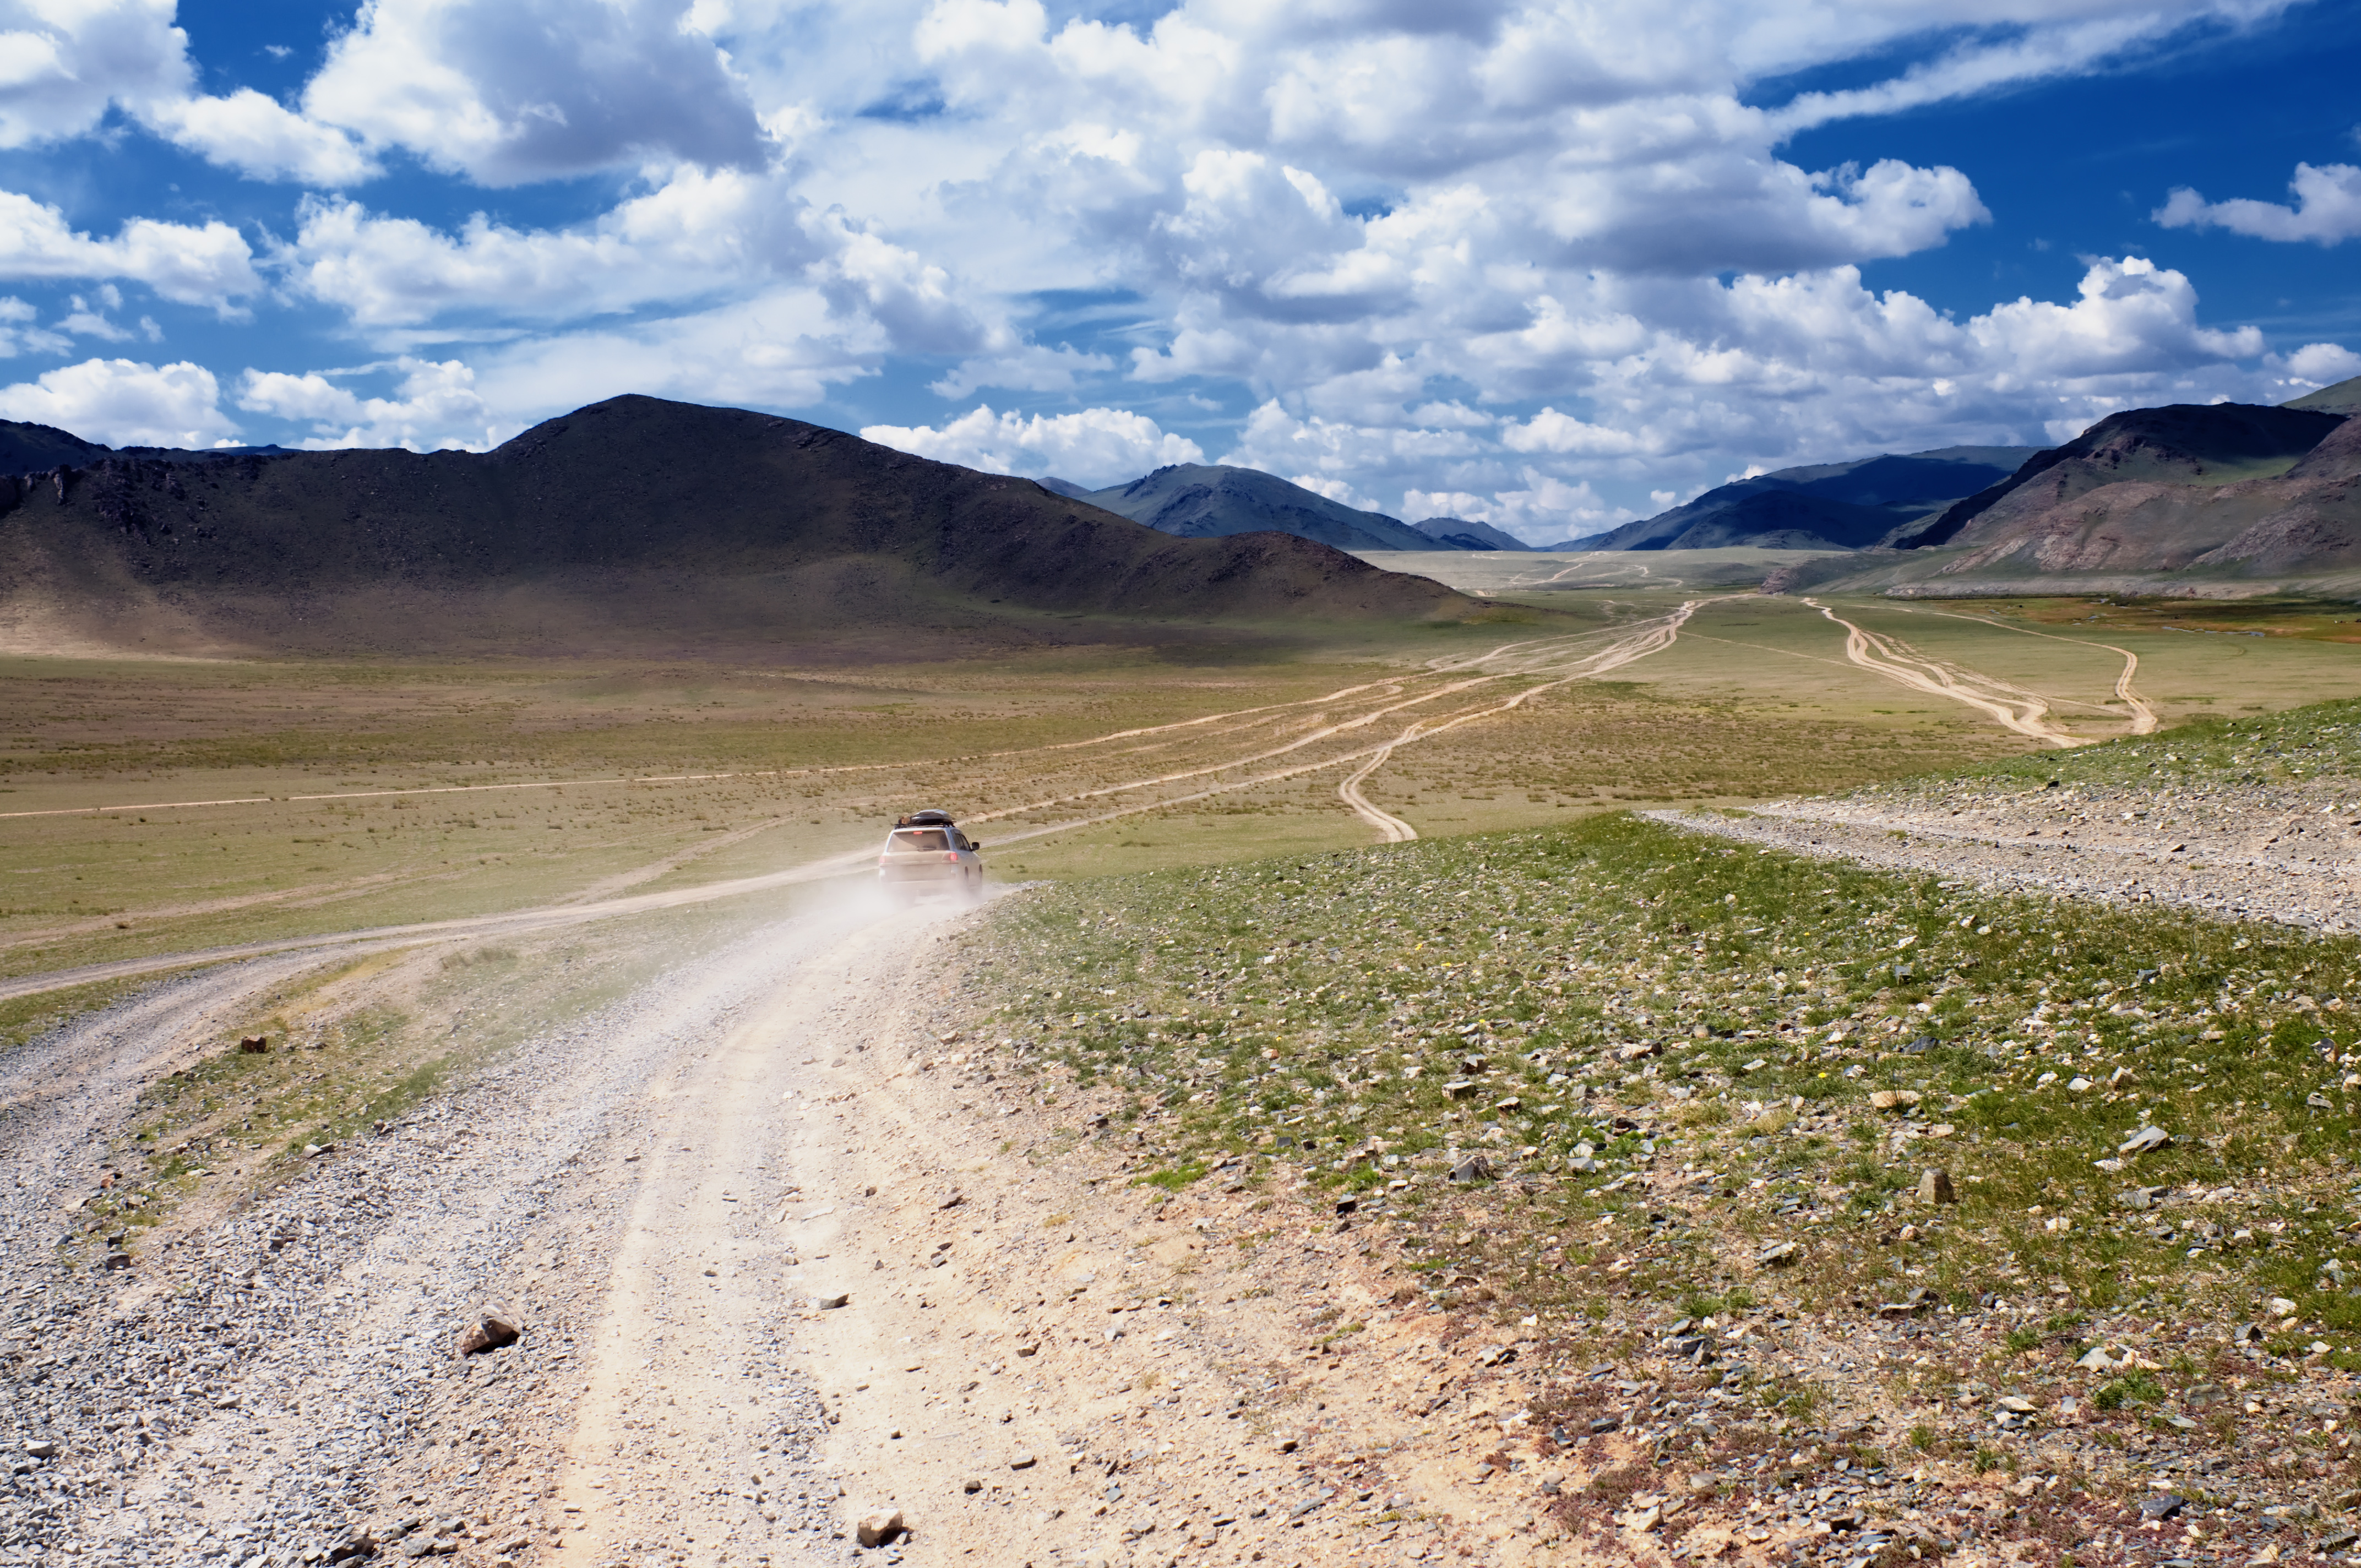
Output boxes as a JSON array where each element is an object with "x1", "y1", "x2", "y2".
[{"x1": 1802, "y1": 598, "x2": 2091, "y2": 747}]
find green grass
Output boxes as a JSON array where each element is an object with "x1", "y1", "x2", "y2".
[{"x1": 969, "y1": 707, "x2": 2361, "y2": 1336}]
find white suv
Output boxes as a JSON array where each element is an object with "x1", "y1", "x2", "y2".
[{"x1": 877, "y1": 810, "x2": 985, "y2": 905}]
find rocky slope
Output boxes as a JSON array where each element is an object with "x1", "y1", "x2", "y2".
[{"x1": 0, "y1": 397, "x2": 1477, "y2": 658}]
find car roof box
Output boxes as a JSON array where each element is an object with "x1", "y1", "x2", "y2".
[{"x1": 899, "y1": 809, "x2": 956, "y2": 826}]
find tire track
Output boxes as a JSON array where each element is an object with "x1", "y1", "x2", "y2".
[{"x1": 1803, "y1": 597, "x2": 2090, "y2": 748}]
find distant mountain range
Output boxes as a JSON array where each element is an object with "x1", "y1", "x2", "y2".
[
  {"x1": 1766, "y1": 376, "x2": 2361, "y2": 596},
  {"x1": 0, "y1": 398, "x2": 1477, "y2": 658},
  {"x1": 1568, "y1": 447, "x2": 2044, "y2": 552},
  {"x1": 1413, "y1": 517, "x2": 1534, "y2": 551},
  {"x1": 1040, "y1": 464, "x2": 1439, "y2": 551}
]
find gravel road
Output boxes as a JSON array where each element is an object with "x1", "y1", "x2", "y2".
[{"x1": 1649, "y1": 772, "x2": 2360, "y2": 930}]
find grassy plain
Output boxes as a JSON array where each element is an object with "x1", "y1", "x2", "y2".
[{"x1": 6, "y1": 591, "x2": 2355, "y2": 987}]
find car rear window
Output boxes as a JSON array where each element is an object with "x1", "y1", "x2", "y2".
[{"x1": 890, "y1": 829, "x2": 951, "y2": 852}]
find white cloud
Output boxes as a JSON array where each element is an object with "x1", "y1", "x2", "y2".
[
  {"x1": 929, "y1": 345, "x2": 1114, "y2": 399},
  {"x1": 2275, "y1": 341, "x2": 2361, "y2": 389},
  {"x1": 2156, "y1": 162, "x2": 2361, "y2": 246},
  {"x1": 0, "y1": 190, "x2": 261, "y2": 309},
  {"x1": 0, "y1": 356, "x2": 238, "y2": 447},
  {"x1": 0, "y1": 296, "x2": 66, "y2": 358},
  {"x1": 0, "y1": 0, "x2": 188, "y2": 149},
  {"x1": 140, "y1": 89, "x2": 378, "y2": 186},
  {"x1": 236, "y1": 357, "x2": 498, "y2": 450},
  {"x1": 303, "y1": 0, "x2": 771, "y2": 187},
  {"x1": 284, "y1": 168, "x2": 813, "y2": 327},
  {"x1": 0, "y1": 0, "x2": 374, "y2": 183},
  {"x1": 861, "y1": 404, "x2": 1203, "y2": 487}
]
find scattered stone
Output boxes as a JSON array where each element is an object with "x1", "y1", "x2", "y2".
[
  {"x1": 237, "y1": 1036, "x2": 270, "y2": 1054},
  {"x1": 1448, "y1": 1155, "x2": 1495, "y2": 1184},
  {"x1": 1995, "y1": 1396, "x2": 2036, "y2": 1415},
  {"x1": 2316, "y1": 1532, "x2": 2360, "y2": 1555},
  {"x1": 1334, "y1": 1196, "x2": 1358, "y2": 1216},
  {"x1": 1917, "y1": 1168, "x2": 1956, "y2": 1205},
  {"x1": 458, "y1": 1311, "x2": 521, "y2": 1355},
  {"x1": 101, "y1": 1250, "x2": 132, "y2": 1272},
  {"x1": 1443, "y1": 1080, "x2": 1478, "y2": 1100},
  {"x1": 856, "y1": 1509, "x2": 907, "y2": 1548},
  {"x1": 940, "y1": 1193, "x2": 965, "y2": 1210},
  {"x1": 1870, "y1": 1090, "x2": 1921, "y2": 1112},
  {"x1": 2075, "y1": 1347, "x2": 2115, "y2": 1371},
  {"x1": 819, "y1": 1292, "x2": 851, "y2": 1309},
  {"x1": 2115, "y1": 1186, "x2": 2166, "y2": 1211},
  {"x1": 1011, "y1": 1453, "x2": 1037, "y2": 1470},
  {"x1": 2185, "y1": 1383, "x2": 2228, "y2": 1409},
  {"x1": 2137, "y1": 1495, "x2": 2185, "y2": 1521},
  {"x1": 963, "y1": 1478, "x2": 983, "y2": 1494},
  {"x1": 2118, "y1": 1125, "x2": 2174, "y2": 1155},
  {"x1": 23, "y1": 1440, "x2": 57, "y2": 1459},
  {"x1": 1757, "y1": 1240, "x2": 1800, "y2": 1267}
]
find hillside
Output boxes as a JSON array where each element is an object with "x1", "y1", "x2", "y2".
[
  {"x1": 1580, "y1": 446, "x2": 2041, "y2": 551},
  {"x1": 0, "y1": 418, "x2": 294, "y2": 475},
  {"x1": 1765, "y1": 401, "x2": 2359, "y2": 596},
  {"x1": 2287, "y1": 373, "x2": 2361, "y2": 415},
  {"x1": 1054, "y1": 464, "x2": 1438, "y2": 551},
  {"x1": 0, "y1": 396, "x2": 1478, "y2": 658},
  {"x1": 1890, "y1": 402, "x2": 2344, "y2": 552}
]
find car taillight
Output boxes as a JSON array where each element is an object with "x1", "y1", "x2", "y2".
[{"x1": 943, "y1": 852, "x2": 958, "y2": 862}]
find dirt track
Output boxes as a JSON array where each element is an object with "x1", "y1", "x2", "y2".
[{"x1": 3, "y1": 883, "x2": 1580, "y2": 1568}]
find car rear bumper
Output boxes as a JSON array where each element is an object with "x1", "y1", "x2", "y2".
[{"x1": 879, "y1": 861, "x2": 967, "y2": 883}]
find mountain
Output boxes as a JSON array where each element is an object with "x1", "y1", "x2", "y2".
[
  {"x1": 0, "y1": 418, "x2": 294, "y2": 476},
  {"x1": 0, "y1": 397, "x2": 1479, "y2": 658},
  {"x1": 1579, "y1": 447, "x2": 2043, "y2": 552},
  {"x1": 2287, "y1": 374, "x2": 2361, "y2": 415},
  {"x1": 1413, "y1": 517, "x2": 1532, "y2": 551},
  {"x1": 1057, "y1": 464, "x2": 1439, "y2": 551},
  {"x1": 1888, "y1": 404, "x2": 2344, "y2": 552},
  {"x1": 1764, "y1": 399, "x2": 2358, "y2": 596}
]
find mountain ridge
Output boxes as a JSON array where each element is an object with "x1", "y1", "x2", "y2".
[{"x1": 0, "y1": 396, "x2": 1480, "y2": 658}]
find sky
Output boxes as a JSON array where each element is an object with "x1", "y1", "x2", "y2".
[{"x1": 1, "y1": 2, "x2": 2358, "y2": 542}]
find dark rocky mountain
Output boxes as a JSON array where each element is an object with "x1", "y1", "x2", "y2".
[
  {"x1": 1056, "y1": 464, "x2": 1439, "y2": 551},
  {"x1": 0, "y1": 418, "x2": 293, "y2": 476},
  {"x1": 1412, "y1": 516, "x2": 1532, "y2": 551},
  {"x1": 0, "y1": 396, "x2": 1477, "y2": 658},
  {"x1": 1581, "y1": 447, "x2": 2043, "y2": 552},
  {"x1": 1890, "y1": 404, "x2": 2345, "y2": 552}
]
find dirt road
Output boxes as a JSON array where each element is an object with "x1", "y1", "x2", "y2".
[{"x1": 5, "y1": 884, "x2": 1565, "y2": 1568}]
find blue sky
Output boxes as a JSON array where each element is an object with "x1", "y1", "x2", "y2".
[{"x1": 2, "y1": 1, "x2": 2357, "y2": 541}]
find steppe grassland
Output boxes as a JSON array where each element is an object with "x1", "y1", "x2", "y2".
[{"x1": 967, "y1": 704, "x2": 2361, "y2": 1363}]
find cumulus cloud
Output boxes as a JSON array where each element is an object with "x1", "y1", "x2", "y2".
[
  {"x1": 236, "y1": 357, "x2": 498, "y2": 450},
  {"x1": 0, "y1": 0, "x2": 373, "y2": 183},
  {"x1": 284, "y1": 169, "x2": 813, "y2": 327},
  {"x1": 862, "y1": 405, "x2": 1204, "y2": 487},
  {"x1": 0, "y1": 190, "x2": 261, "y2": 309},
  {"x1": 0, "y1": 0, "x2": 189, "y2": 148},
  {"x1": 303, "y1": 0, "x2": 771, "y2": 186},
  {"x1": 140, "y1": 89, "x2": 379, "y2": 186},
  {"x1": 2156, "y1": 162, "x2": 2361, "y2": 246},
  {"x1": 0, "y1": 357, "x2": 238, "y2": 447}
]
